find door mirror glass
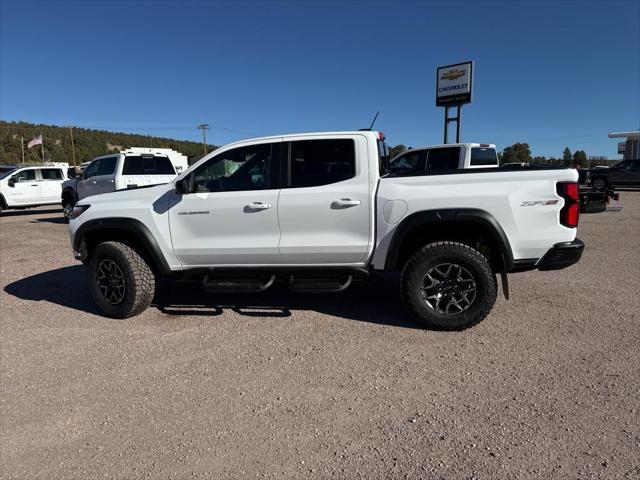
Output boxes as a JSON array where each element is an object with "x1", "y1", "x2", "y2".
[
  {"x1": 175, "y1": 176, "x2": 192, "y2": 195},
  {"x1": 8, "y1": 176, "x2": 16, "y2": 187}
]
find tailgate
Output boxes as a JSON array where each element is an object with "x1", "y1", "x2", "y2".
[{"x1": 121, "y1": 174, "x2": 176, "y2": 188}]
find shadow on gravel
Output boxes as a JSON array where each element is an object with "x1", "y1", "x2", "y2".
[
  {"x1": 0, "y1": 208, "x2": 61, "y2": 217},
  {"x1": 5, "y1": 266, "x2": 419, "y2": 329},
  {"x1": 30, "y1": 216, "x2": 66, "y2": 224}
]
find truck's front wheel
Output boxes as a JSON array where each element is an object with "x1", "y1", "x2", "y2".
[
  {"x1": 89, "y1": 241, "x2": 156, "y2": 318},
  {"x1": 400, "y1": 241, "x2": 497, "y2": 330}
]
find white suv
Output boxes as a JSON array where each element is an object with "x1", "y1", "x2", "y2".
[{"x1": 0, "y1": 165, "x2": 68, "y2": 211}]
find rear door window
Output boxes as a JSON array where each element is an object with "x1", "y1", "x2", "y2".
[
  {"x1": 122, "y1": 156, "x2": 176, "y2": 175},
  {"x1": 426, "y1": 147, "x2": 461, "y2": 172},
  {"x1": 39, "y1": 168, "x2": 63, "y2": 180},
  {"x1": 289, "y1": 139, "x2": 355, "y2": 188},
  {"x1": 470, "y1": 147, "x2": 498, "y2": 166}
]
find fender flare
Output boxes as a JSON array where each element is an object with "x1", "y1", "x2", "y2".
[
  {"x1": 384, "y1": 208, "x2": 515, "y2": 271},
  {"x1": 74, "y1": 217, "x2": 172, "y2": 275}
]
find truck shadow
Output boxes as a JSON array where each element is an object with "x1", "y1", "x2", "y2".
[
  {"x1": 4, "y1": 266, "x2": 420, "y2": 330},
  {"x1": 0, "y1": 208, "x2": 61, "y2": 217}
]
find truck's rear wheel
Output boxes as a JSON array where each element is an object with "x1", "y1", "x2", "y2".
[
  {"x1": 400, "y1": 241, "x2": 497, "y2": 330},
  {"x1": 89, "y1": 241, "x2": 155, "y2": 318}
]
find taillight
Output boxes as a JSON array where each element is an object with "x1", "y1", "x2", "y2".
[{"x1": 557, "y1": 182, "x2": 579, "y2": 228}]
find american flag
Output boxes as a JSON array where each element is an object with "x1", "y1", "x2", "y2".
[{"x1": 27, "y1": 135, "x2": 43, "y2": 149}]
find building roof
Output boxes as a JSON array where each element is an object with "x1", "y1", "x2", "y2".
[{"x1": 608, "y1": 131, "x2": 640, "y2": 139}]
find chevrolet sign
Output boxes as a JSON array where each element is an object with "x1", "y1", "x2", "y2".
[{"x1": 436, "y1": 61, "x2": 473, "y2": 106}]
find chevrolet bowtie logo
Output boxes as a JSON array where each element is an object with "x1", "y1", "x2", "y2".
[{"x1": 441, "y1": 69, "x2": 466, "y2": 80}]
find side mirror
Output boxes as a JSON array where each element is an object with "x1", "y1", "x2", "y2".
[
  {"x1": 8, "y1": 176, "x2": 16, "y2": 188},
  {"x1": 175, "y1": 177, "x2": 191, "y2": 195}
]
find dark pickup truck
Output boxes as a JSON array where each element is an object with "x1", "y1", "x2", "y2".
[{"x1": 590, "y1": 159, "x2": 640, "y2": 190}]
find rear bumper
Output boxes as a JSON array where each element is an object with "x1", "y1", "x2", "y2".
[{"x1": 537, "y1": 239, "x2": 584, "y2": 271}]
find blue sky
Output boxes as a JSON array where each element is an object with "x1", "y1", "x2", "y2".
[{"x1": 1, "y1": 0, "x2": 638, "y2": 157}]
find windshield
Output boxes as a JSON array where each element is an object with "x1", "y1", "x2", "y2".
[{"x1": 0, "y1": 168, "x2": 17, "y2": 180}]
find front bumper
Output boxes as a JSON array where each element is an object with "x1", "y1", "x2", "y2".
[{"x1": 537, "y1": 239, "x2": 585, "y2": 271}]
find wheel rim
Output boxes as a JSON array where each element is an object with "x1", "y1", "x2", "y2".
[
  {"x1": 421, "y1": 263, "x2": 477, "y2": 315},
  {"x1": 96, "y1": 259, "x2": 126, "y2": 305}
]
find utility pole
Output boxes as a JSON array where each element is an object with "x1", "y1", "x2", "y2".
[
  {"x1": 68, "y1": 126, "x2": 77, "y2": 166},
  {"x1": 198, "y1": 123, "x2": 210, "y2": 156},
  {"x1": 41, "y1": 131, "x2": 45, "y2": 162},
  {"x1": 20, "y1": 136, "x2": 25, "y2": 163}
]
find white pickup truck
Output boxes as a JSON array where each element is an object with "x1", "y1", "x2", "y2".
[
  {"x1": 0, "y1": 164, "x2": 69, "y2": 212},
  {"x1": 67, "y1": 131, "x2": 584, "y2": 329},
  {"x1": 61, "y1": 152, "x2": 179, "y2": 220}
]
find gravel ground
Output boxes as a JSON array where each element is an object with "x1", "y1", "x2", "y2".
[{"x1": 1, "y1": 194, "x2": 639, "y2": 479}]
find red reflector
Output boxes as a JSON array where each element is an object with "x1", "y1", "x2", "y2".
[{"x1": 557, "y1": 182, "x2": 579, "y2": 228}]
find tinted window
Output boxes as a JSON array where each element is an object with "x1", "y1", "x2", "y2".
[
  {"x1": 98, "y1": 157, "x2": 117, "y2": 176},
  {"x1": 83, "y1": 160, "x2": 101, "y2": 179},
  {"x1": 470, "y1": 147, "x2": 498, "y2": 166},
  {"x1": 15, "y1": 169, "x2": 36, "y2": 182},
  {"x1": 40, "y1": 168, "x2": 63, "y2": 180},
  {"x1": 192, "y1": 143, "x2": 274, "y2": 193},
  {"x1": 630, "y1": 161, "x2": 640, "y2": 172},
  {"x1": 122, "y1": 156, "x2": 175, "y2": 175},
  {"x1": 390, "y1": 150, "x2": 423, "y2": 173},
  {"x1": 290, "y1": 139, "x2": 355, "y2": 188},
  {"x1": 426, "y1": 147, "x2": 460, "y2": 171}
]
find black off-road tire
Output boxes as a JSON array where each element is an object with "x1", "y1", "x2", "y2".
[
  {"x1": 89, "y1": 241, "x2": 155, "y2": 318},
  {"x1": 400, "y1": 241, "x2": 497, "y2": 330}
]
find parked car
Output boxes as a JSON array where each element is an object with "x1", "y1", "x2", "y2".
[
  {"x1": 0, "y1": 165, "x2": 69, "y2": 212},
  {"x1": 389, "y1": 143, "x2": 498, "y2": 174},
  {"x1": 67, "y1": 131, "x2": 584, "y2": 329},
  {"x1": 590, "y1": 159, "x2": 640, "y2": 190},
  {"x1": 61, "y1": 152, "x2": 179, "y2": 221},
  {"x1": 0, "y1": 165, "x2": 18, "y2": 176}
]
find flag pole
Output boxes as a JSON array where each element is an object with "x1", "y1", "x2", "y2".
[
  {"x1": 21, "y1": 136, "x2": 25, "y2": 163},
  {"x1": 41, "y1": 132, "x2": 45, "y2": 162}
]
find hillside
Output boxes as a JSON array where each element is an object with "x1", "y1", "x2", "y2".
[{"x1": 0, "y1": 121, "x2": 216, "y2": 166}]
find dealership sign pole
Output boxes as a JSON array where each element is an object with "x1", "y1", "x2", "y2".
[{"x1": 436, "y1": 61, "x2": 473, "y2": 144}]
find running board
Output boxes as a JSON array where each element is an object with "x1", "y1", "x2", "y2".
[
  {"x1": 201, "y1": 274, "x2": 275, "y2": 293},
  {"x1": 289, "y1": 275, "x2": 353, "y2": 293}
]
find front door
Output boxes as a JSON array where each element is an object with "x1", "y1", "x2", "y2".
[
  {"x1": 168, "y1": 140, "x2": 282, "y2": 266},
  {"x1": 277, "y1": 136, "x2": 372, "y2": 264},
  {"x1": 77, "y1": 159, "x2": 101, "y2": 200},
  {"x1": 8, "y1": 169, "x2": 41, "y2": 205}
]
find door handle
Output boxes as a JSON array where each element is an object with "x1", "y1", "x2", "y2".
[
  {"x1": 30, "y1": 184, "x2": 39, "y2": 187},
  {"x1": 244, "y1": 202, "x2": 272, "y2": 211},
  {"x1": 332, "y1": 198, "x2": 361, "y2": 208},
  {"x1": 91, "y1": 180, "x2": 97, "y2": 184}
]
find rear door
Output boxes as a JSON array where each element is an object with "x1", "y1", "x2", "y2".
[
  {"x1": 277, "y1": 135, "x2": 371, "y2": 264},
  {"x1": 168, "y1": 140, "x2": 282, "y2": 266},
  {"x1": 38, "y1": 168, "x2": 65, "y2": 202}
]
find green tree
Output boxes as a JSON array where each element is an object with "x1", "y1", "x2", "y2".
[
  {"x1": 572, "y1": 150, "x2": 587, "y2": 167},
  {"x1": 501, "y1": 143, "x2": 532, "y2": 164},
  {"x1": 562, "y1": 147, "x2": 572, "y2": 166},
  {"x1": 388, "y1": 144, "x2": 406, "y2": 159}
]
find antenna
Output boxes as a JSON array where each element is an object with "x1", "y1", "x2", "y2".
[{"x1": 359, "y1": 111, "x2": 380, "y2": 131}]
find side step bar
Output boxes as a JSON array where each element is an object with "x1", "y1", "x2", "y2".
[
  {"x1": 289, "y1": 275, "x2": 353, "y2": 293},
  {"x1": 201, "y1": 274, "x2": 275, "y2": 293}
]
